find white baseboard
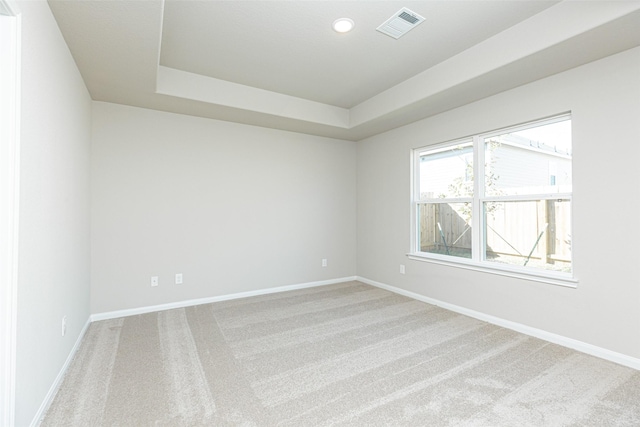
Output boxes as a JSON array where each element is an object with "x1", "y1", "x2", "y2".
[
  {"x1": 91, "y1": 276, "x2": 358, "y2": 322},
  {"x1": 31, "y1": 317, "x2": 91, "y2": 427},
  {"x1": 357, "y1": 276, "x2": 640, "y2": 371}
]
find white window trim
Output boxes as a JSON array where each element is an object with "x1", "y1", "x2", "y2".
[
  {"x1": 406, "y1": 253, "x2": 578, "y2": 288},
  {"x1": 0, "y1": 2, "x2": 21, "y2": 426},
  {"x1": 410, "y1": 114, "x2": 576, "y2": 286}
]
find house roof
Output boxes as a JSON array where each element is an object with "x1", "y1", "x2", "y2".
[{"x1": 48, "y1": 0, "x2": 640, "y2": 141}]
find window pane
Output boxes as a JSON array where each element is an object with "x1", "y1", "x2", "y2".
[
  {"x1": 484, "y1": 119, "x2": 571, "y2": 197},
  {"x1": 418, "y1": 203, "x2": 472, "y2": 258},
  {"x1": 484, "y1": 199, "x2": 571, "y2": 273},
  {"x1": 418, "y1": 141, "x2": 473, "y2": 199}
]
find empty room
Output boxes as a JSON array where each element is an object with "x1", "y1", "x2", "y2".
[{"x1": 1, "y1": 0, "x2": 640, "y2": 426}]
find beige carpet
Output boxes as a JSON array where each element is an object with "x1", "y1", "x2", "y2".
[{"x1": 42, "y1": 281, "x2": 640, "y2": 426}]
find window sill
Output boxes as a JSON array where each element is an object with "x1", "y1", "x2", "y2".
[{"x1": 406, "y1": 253, "x2": 578, "y2": 289}]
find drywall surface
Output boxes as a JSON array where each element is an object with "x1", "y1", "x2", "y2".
[
  {"x1": 357, "y1": 47, "x2": 640, "y2": 359},
  {"x1": 15, "y1": 1, "x2": 92, "y2": 425},
  {"x1": 91, "y1": 102, "x2": 357, "y2": 314}
]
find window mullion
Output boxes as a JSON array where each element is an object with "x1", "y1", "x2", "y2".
[
  {"x1": 472, "y1": 135, "x2": 484, "y2": 262},
  {"x1": 483, "y1": 193, "x2": 572, "y2": 203}
]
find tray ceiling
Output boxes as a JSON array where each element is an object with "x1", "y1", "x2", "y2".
[{"x1": 49, "y1": 0, "x2": 640, "y2": 140}]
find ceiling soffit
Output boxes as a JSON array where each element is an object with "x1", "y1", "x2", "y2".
[{"x1": 49, "y1": 1, "x2": 640, "y2": 141}]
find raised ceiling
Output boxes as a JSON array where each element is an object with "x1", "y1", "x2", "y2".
[
  {"x1": 48, "y1": 0, "x2": 640, "y2": 141},
  {"x1": 160, "y1": 1, "x2": 557, "y2": 109}
]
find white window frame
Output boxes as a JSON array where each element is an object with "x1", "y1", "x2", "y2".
[
  {"x1": 0, "y1": 1, "x2": 21, "y2": 425},
  {"x1": 409, "y1": 114, "x2": 577, "y2": 288}
]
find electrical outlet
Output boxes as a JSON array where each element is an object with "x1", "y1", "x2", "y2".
[
  {"x1": 400, "y1": 264, "x2": 406, "y2": 275},
  {"x1": 322, "y1": 259, "x2": 327, "y2": 267},
  {"x1": 61, "y1": 316, "x2": 67, "y2": 337},
  {"x1": 151, "y1": 276, "x2": 159, "y2": 287},
  {"x1": 175, "y1": 273, "x2": 183, "y2": 285}
]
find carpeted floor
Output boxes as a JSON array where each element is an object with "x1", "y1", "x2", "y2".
[{"x1": 41, "y1": 281, "x2": 640, "y2": 426}]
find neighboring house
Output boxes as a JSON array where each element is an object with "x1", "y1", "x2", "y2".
[{"x1": 489, "y1": 134, "x2": 572, "y2": 195}]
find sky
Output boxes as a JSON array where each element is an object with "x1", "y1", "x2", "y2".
[{"x1": 510, "y1": 119, "x2": 572, "y2": 152}]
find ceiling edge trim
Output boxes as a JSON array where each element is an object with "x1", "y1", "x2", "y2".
[{"x1": 155, "y1": 66, "x2": 350, "y2": 129}]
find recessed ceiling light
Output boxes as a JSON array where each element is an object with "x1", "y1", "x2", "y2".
[{"x1": 332, "y1": 18, "x2": 355, "y2": 33}]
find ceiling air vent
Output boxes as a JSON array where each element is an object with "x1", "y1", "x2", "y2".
[{"x1": 376, "y1": 7, "x2": 425, "y2": 39}]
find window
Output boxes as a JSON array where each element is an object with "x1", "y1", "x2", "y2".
[{"x1": 411, "y1": 115, "x2": 573, "y2": 282}]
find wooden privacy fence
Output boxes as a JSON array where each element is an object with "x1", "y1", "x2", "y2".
[
  {"x1": 419, "y1": 200, "x2": 571, "y2": 264},
  {"x1": 419, "y1": 203, "x2": 472, "y2": 257}
]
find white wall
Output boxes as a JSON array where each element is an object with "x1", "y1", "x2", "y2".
[
  {"x1": 15, "y1": 1, "x2": 92, "y2": 425},
  {"x1": 91, "y1": 102, "x2": 357, "y2": 314},
  {"x1": 357, "y1": 47, "x2": 640, "y2": 359}
]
